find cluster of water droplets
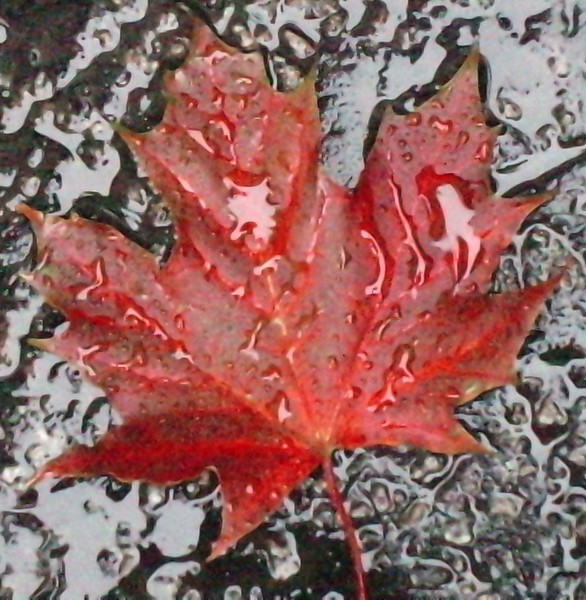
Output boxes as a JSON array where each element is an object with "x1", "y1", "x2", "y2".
[
  {"x1": 0, "y1": 0, "x2": 585, "y2": 597},
  {"x1": 195, "y1": 1, "x2": 583, "y2": 189}
]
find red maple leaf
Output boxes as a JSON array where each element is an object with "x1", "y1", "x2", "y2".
[{"x1": 20, "y1": 22, "x2": 557, "y2": 598}]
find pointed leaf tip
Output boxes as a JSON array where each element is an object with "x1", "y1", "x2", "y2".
[
  {"x1": 23, "y1": 470, "x2": 44, "y2": 490},
  {"x1": 524, "y1": 272, "x2": 563, "y2": 303},
  {"x1": 434, "y1": 46, "x2": 482, "y2": 106},
  {"x1": 111, "y1": 121, "x2": 144, "y2": 149},
  {"x1": 461, "y1": 44, "x2": 481, "y2": 73},
  {"x1": 15, "y1": 203, "x2": 45, "y2": 228},
  {"x1": 452, "y1": 46, "x2": 482, "y2": 90},
  {"x1": 304, "y1": 61, "x2": 319, "y2": 86},
  {"x1": 115, "y1": 125, "x2": 143, "y2": 148},
  {"x1": 18, "y1": 272, "x2": 34, "y2": 283},
  {"x1": 513, "y1": 188, "x2": 558, "y2": 213},
  {"x1": 26, "y1": 337, "x2": 52, "y2": 351},
  {"x1": 448, "y1": 424, "x2": 491, "y2": 455},
  {"x1": 208, "y1": 538, "x2": 233, "y2": 563},
  {"x1": 23, "y1": 460, "x2": 63, "y2": 490}
]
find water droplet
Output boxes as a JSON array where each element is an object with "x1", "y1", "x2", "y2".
[
  {"x1": 381, "y1": 420, "x2": 407, "y2": 430},
  {"x1": 462, "y1": 381, "x2": 483, "y2": 399},
  {"x1": 173, "y1": 314, "x2": 185, "y2": 331},
  {"x1": 368, "y1": 344, "x2": 415, "y2": 412},
  {"x1": 27, "y1": 148, "x2": 44, "y2": 168},
  {"x1": 277, "y1": 394, "x2": 292, "y2": 423},
  {"x1": 95, "y1": 28, "x2": 113, "y2": 49},
  {"x1": 76, "y1": 257, "x2": 106, "y2": 300},
  {"x1": 553, "y1": 105, "x2": 576, "y2": 131},
  {"x1": 361, "y1": 230, "x2": 385, "y2": 296},
  {"x1": 406, "y1": 113, "x2": 422, "y2": 126},
  {"x1": 445, "y1": 386, "x2": 461, "y2": 402},
  {"x1": 224, "y1": 174, "x2": 276, "y2": 248},
  {"x1": 20, "y1": 176, "x2": 41, "y2": 197},
  {"x1": 76, "y1": 344, "x2": 104, "y2": 376},
  {"x1": 261, "y1": 365, "x2": 281, "y2": 382},
  {"x1": 388, "y1": 304, "x2": 402, "y2": 320},
  {"x1": 231, "y1": 285, "x2": 246, "y2": 298},
  {"x1": 348, "y1": 386, "x2": 362, "y2": 399},
  {"x1": 254, "y1": 255, "x2": 281, "y2": 276},
  {"x1": 122, "y1": 346, "x2": 146, "y2": 370},
  {"x1": 39, "y1": 273, "x2": 54, "y2": 289},
  {"x1": 456, "y1": 131, "x2": 470, "y2": 147},
  {"x1": 375, "y1": 317, "x2": 393, "y2": 341},
  {"x1": 112, "y1": 341, "x2": 145, "y2": 371},
  {"x1": 115, "y1": 69, "x2": 132, "y2": 88},
  {"x1": 282, "y1": 28, "x2": 315, "y2": 60},
  {"x1": 536, "y1": 395, "x2": 567, "y2": 426},
  {"x1": 497, "y1": 95, "x2": 522, "y2": 121},
  {"x1": 432, "y1": 184, "x2": 482, "y2": 283},
  {"x1": 327, "y1": 356, "x2": 339, "y2": 370},
  {"x1": 547, "y1": 54, "x2": 571, "y2": 78},
  {"x1": 387, "y1": 176, "x2": 429, "y2": 286},
  {"x1": 171, "y1": 342, "x2": 194, "y2": 364},
  {"x1": 444, "y1": 518, "x2": 473, "y2": 545},
  {"x1": 123, "y1": 306, "x2": 169, "y2": 340},
  {"x1": 536, "y1": 123, "x2": 556, "y2": 151},
  {"x1": 339, "y1": 247, "x2": 351, "y2": 270},
  {"x1": 392, "y1": 344, "x2": 415, "y2": 381},
  {"x1": 429, "y1": 115, "x2": 452, "y2": 133},
  {"x1": 239, "y1": 320, "x2": 262, "y2": 360},
  {"x1": 474, "y1": 140, "x2": 492, "y2": 162}
]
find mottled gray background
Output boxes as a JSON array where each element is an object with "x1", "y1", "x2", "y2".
[{"x1": 0, "y1": 0, "x2": 585, "y2": 598}]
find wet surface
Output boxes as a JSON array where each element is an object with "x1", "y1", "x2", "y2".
[{"x1": 1, "y1": 0, "x2": 585, "y2": 598}]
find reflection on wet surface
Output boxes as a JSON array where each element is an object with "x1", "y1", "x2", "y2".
[{"x1": 1, "y1": 0, "x2": 585, "y2": 597}]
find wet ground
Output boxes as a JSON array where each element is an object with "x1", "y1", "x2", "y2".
[{"x1": 1, "y1": 1, "x2": 585, "y2": 598}]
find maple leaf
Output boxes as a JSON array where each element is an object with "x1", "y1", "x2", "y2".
[{"x1": 19, "y1": 21, "x2": 557, "y2": 598}]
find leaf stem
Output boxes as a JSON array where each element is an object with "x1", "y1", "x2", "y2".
[{"x1": 322, "y1": 454, "x2": 369, "y2": 600}]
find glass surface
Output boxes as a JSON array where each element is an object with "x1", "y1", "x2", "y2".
[{"x1": 1, "y1": 0, "x2": 585, "y2": 598}]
